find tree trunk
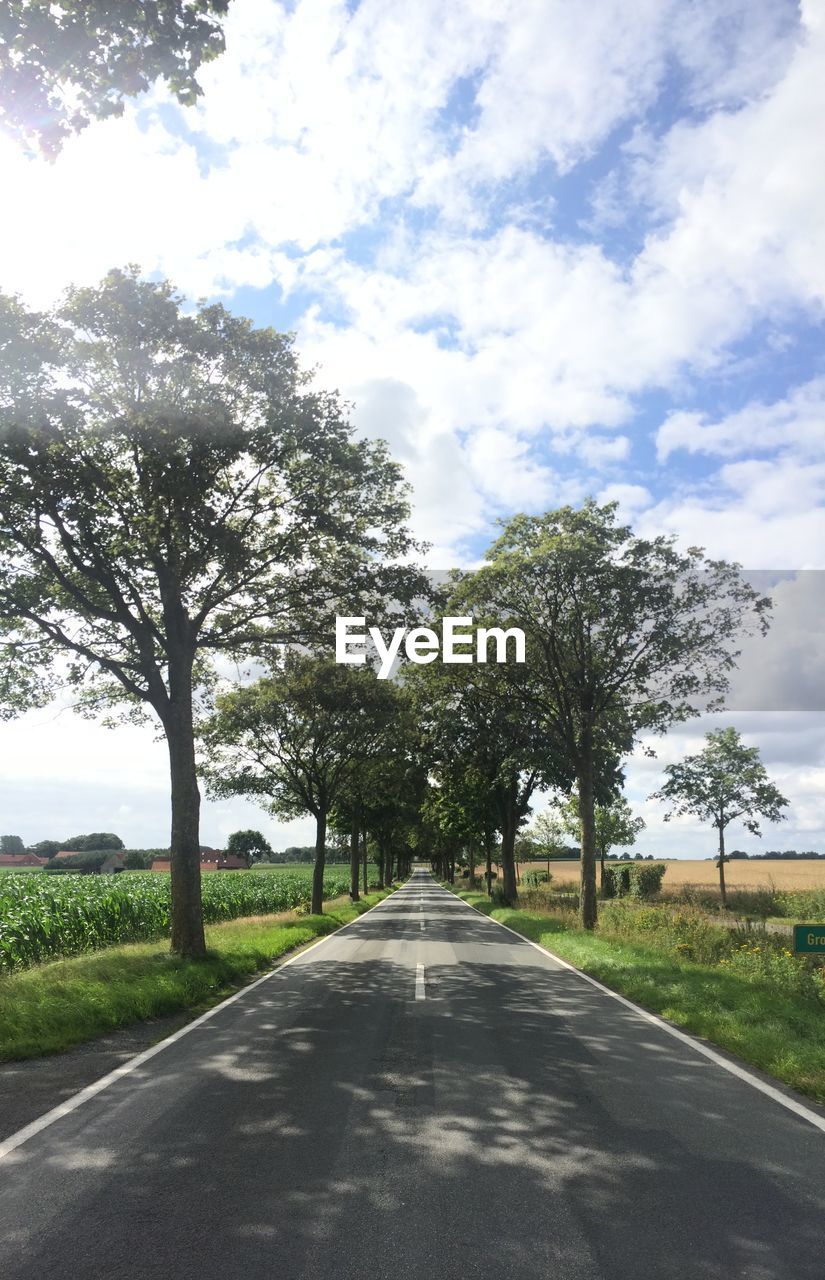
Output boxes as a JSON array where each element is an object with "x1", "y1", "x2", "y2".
[
  {"x1": 485, "y1": 833, "x2": 493, "y2": 896},
  {"x1": 385, "y1": 841, "x2": 394, "y2": 886},
  {"x1": 362, "y1": 830, "x2": 368, "y2": 896},
  {"x1": 349, "y1": 814, "x2": 360, "y2": 901},
  {"x1": 165, "y1": 655, "x2": 206, "y2": 959},
  {"x1": 311, "y1": 806, "x2": 327, "y2": 915},
  {"x1": 717, "y1": 821, "x2": 728, "y2": 910},
  {"x1": 500, "y1": 786, "x2": 519, "y2": 906},
  {"x1": 577, "y1": 746, "x2": 598, "y2": 930},
  {"x1": 468, "y1": 845, "x2": 475, "y2": 887}
]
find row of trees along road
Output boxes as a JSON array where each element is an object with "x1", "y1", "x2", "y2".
[
  {"x1": 0, "y1": 270, "x2": 775, "y2": 946},
  {"x1": 0, "y1": 269, "x2": 430, "y2": 956},
  {"x1": 199, "y1": 654, "x2": 425, "y2": 915},
  {"x1": 412, "y1": 506, "x2": 770, "y2": 928}
]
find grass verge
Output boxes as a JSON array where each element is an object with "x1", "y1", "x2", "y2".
[
  {"x1": 0, "y1": 890, "x2": 392, "y2": 1061},
  {"x1": 452, "y1": 889, "x2": 825, "y2": 1106}
]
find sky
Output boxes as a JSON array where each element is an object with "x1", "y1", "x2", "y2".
[{"x1": 1, "y1": 0, "x2": 824, "y2": 857}]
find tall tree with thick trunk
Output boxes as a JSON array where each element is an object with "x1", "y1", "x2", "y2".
[
  {"x1": 455, "y1": 501, "x2": 771, "y2": 928},
  {"x1": 651, "y1": 727, "x2": 788, "y2": 909},
  {"x1": 0, "y1": 269, "x2": 421, "y2": 955}
]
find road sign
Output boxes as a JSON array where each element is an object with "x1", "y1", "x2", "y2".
[{"x1": 793, "y1": 925, "x2": 825, "y2": 954}]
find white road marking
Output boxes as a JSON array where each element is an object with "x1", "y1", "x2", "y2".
[
  {"x1": 448, "y1": 884, "x2": 825, "y2": 1137},
  {"x1": 419, "y1": 919, "x2": 424, "y2": 931},
  {"x1": 415, "y1": 963, "x2": 426, "y2": 1000},
  {"x1": 0, "y1": 887, "x2": 401, "y2": 1163}
]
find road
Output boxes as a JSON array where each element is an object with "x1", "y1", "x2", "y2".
[{"x1": 1, "y1": 870, "x2": 823, "y2": 1279}]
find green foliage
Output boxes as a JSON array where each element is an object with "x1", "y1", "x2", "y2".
[
  {"x1": 775, "y1": 888, "x2": 825, "y2": 920},
  {"x1": 0, "y1": 834, "x2": 24, "y2": 852},
  {"x1": 652, "y1": 727, "x2": 788, "y2": 852},
  {"x1": 31, "y1": 839, "x2": 61, "y2": 857},
  {"x1": 0, "y1": 868, "x2": 354, "y2": 972},
  {"x1": 44, "y1": 850, "x2": 117, "y2": 873},
  {"x1": 122, "y1": 850, "x2": 149, "y2": 870},
  {"x1": 0, "y1": 2, "x2": 232, "y2": 156},
  {"x1": 602, "y1": 861, "x2": 666, "y2": 900},
  {"x1": 202, "y1": 655, "x2": 404, "y2": 824},
  {"x1": 272, "y1": 846, "x2": 340, "y2": 863},
  {"x1": 719, "y1": 938, "x2": 825, "y2": 1000},
  {"x1": 520, "y1": 810, "x2": 570, "y2": 860},
  {"x1": 552, "y1": 792, "x2": 645, "y2": 858},
  {"x1": 59, "y1": 832, "x2": 124, "y2": 851},
  {"x1": 226, "y1": 829, "x2": 273, "y2": 863},
  {"x1": 597, "y1": 901, "x2": 731, "y2": 963}
]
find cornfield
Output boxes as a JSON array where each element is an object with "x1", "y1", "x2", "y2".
[{"x1": 0, "y1": 869, "x2": 352, "y2": 973}]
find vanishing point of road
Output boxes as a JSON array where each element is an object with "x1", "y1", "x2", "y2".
[{"x1": 1, "y1": 870, "x2": 823, "y2": 1279}]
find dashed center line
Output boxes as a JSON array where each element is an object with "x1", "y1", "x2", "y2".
[{"x1": 415, "y1": 963, "x2": 426, "y2": 1000}]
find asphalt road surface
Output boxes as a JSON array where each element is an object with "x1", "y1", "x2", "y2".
[{"x1": 1, "y1": 870, "x2": 823, "y2": 1279}]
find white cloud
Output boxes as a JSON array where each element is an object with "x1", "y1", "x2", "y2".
[{"x1": 657, "y1": 379, "x2": 825, "y2": 462}]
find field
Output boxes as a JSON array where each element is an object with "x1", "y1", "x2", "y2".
[
  {"x1": 0, "y1": 865, "x2": 362, "y2": 972},
  {"x1": 503, "y1": 858, "x2": 825, "y2": 893}
]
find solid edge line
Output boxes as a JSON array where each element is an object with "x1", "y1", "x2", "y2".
[
  {"x1": 0, "y1": 885, "x2": 402, "y2": 1163},
  {"x1": 441, "y1": 881, "x2": 825, "y2": 1137}
]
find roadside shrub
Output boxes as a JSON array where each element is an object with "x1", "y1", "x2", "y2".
[
  {"x1": 719, "y1": 939, "x2": 824, "y2": 1000},
  {"x1": 725, "y1": 887, "x2": 782, "y2": 918},
  {"x1": 602, "y1": 862, "x2": 666, "y2": 900},
  {"x1": 598, "y1": 902, "x2": 731, "y2": 964},
  {"x1": 775, "y1": 889, "x2": 825, "y2": 920},
  {"x1": 666, "y1": 883, "x2": 720, "y2": 910},
  {"x1": 523, "y1": 868, "x2": 551, "y2": 888}
]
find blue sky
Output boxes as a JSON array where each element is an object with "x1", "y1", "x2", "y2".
[{"x1": 1, "y1": 0, "x2": 824, "y2": 855}]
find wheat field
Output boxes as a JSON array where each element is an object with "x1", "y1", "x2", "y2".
[{"x1": 497, "y1": 859, "x2": 825, "y2": 892}]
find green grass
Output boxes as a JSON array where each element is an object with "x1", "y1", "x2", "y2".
[
  {"x1": 453, "y1": 890, "x2": 825, "y2": 1106},
  {"x1": 0, "y1": 890, "x2": 392, "y2": 1061}
]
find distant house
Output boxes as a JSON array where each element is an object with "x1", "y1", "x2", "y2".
[
  {"x1": 150, "y1": 851, "x2": 248, "y2": 873},
  {"x1": 0, "y1": 852, "x2": 47, "y2": 868}
]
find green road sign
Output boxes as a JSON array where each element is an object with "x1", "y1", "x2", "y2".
[{"x1": 793, "y1": 925, "x2": 825, "y2": 954}]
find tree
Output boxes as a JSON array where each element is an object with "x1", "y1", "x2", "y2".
[
  {"x1": 0, "y1": 268, "x2": 422, "y2": 956},
  {"x1": 0, "y1": 834, "x2": 24, "y2": 852},
  {"x1": 359, "y1": 751, "x2": 428, "y2": 890},
  {"x1": 32, "y1": 839, "x2": 61, "y2": 856},
  {"x1": 410, "y1": 644, "x2": 573, "y2": 906},
  {"x1": 553, "y1": 793, "x2": 645, "y2": 891},
  {"x1": 0, "y1": 2, "x2": 232, "y2": 157},
  {"x1": 651, "y1": 727, "x2": 789, "y2": 908},
  {"x1": 60, "y1": 832, "x2": 124, "y2": 851},
  {"x1": 226, "y1": 829, "x2": 272, "y2": 865},
  {"x1": 455, "y1": 501, "x2": 770, "y2": 928},
  {"x1": 201, "y1": 655, "x2": 404, "y2": 915}
]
